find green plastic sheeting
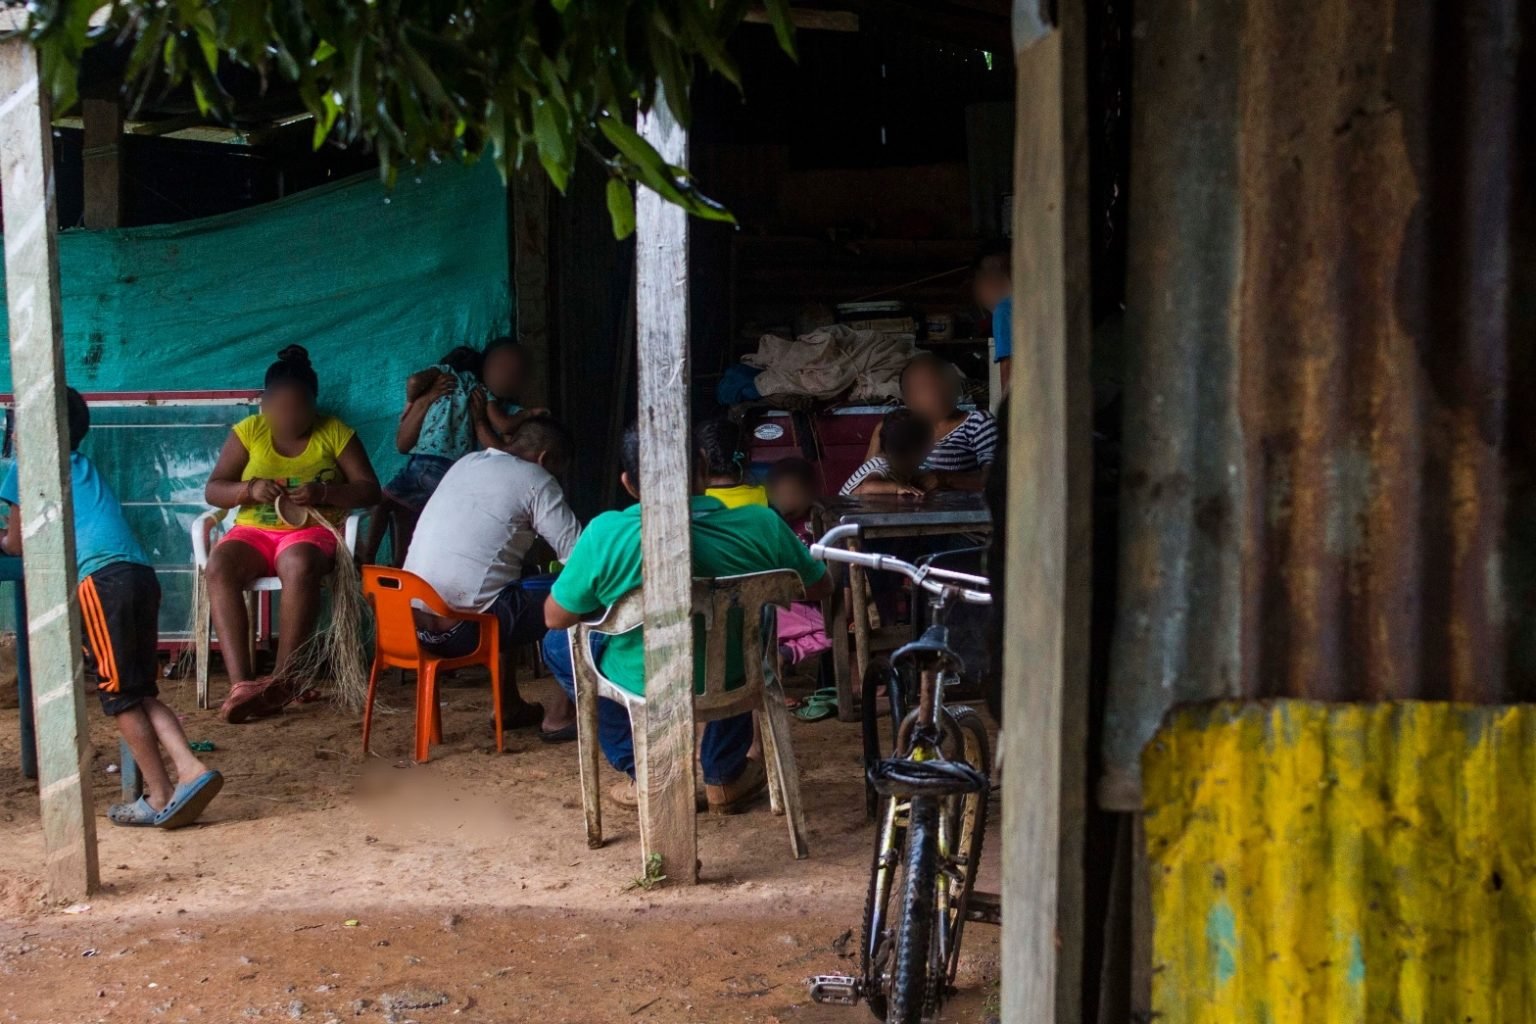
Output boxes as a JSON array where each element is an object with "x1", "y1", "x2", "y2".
[
  {"x1": 0, "y1": 161, "x2": 511, "y2": 476},
  {"x1": 0, "y1": 161, "x2": 509, "y2": 639}
]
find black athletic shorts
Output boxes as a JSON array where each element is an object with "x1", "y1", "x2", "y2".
[{"x1": 78, "y1": 562, "x2": 161, "y2": 716}]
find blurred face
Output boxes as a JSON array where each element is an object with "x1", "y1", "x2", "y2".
[
  {"x1": 901, "y1": 363, "x2": 957, "y2": 422},
  {"x1": 483, "y1": 346, "x2": 525, "y2": 400},
  {"x1": 973, "y1": 255, "x2": 1011, "y2": 312},
  {"x1": 886, "y1": 449, "x2": 926, "y2": 480},
  {"x1": 261, "y1": 385, "x2": 317, "y2": 440},
  {"x1": 769, "y1": 475, "x2": 814, "y2": 520}
]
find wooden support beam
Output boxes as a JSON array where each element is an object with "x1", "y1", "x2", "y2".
[
  {"x1": 1002, "y1": 9, "x2": 1067, "y2": 1024},
  {"x1": 80, "y1": 95, "x2": 124, "y2": 229},
  {"x1": 745, "y1": 7, "x2": 860, "y2": 32},
  {"x1": 635, "y1": 93, "x2": 699, "y2": 886},
  {"x1": 511, "y1": 168, "x2": 552, "y2": 407},
  {"x1": 0, "y1": 39, "x2": 100, "y2": 900}
]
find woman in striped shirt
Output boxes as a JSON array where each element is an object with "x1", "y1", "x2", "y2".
[{"x1": 898, "y1": 353, "x2": 999, "y2": 491}]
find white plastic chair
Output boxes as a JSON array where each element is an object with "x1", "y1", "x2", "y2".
[
  {"x1": 190, "y1": 507, "x2": 363, "y2": 709},
  {"x1": 572, "y1": 569, "x2": 810, "y2": 863}
]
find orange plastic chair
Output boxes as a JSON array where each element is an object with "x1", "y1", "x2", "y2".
[{"x1": 361, "y1": 566, "x2": 503, "y2": 763}]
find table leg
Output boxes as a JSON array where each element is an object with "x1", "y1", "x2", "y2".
[
  {"x1": 823, "y1": 561, "x2": 857, "y2": 723},
  {"x1": 848, "y1": 560, "x2": 874, "y2": 710},
  {"x1": 15, "y1": 582, "x2": 36, "y2": 780}
]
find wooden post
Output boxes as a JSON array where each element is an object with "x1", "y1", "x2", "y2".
[
  {"x1": 511, "y1": 168, "x2": 551, "y2": 406},
  {"x1": 0, "y1": 38, "x2": 100, "y2": 899},
  {"x1": 1003, "y1": 6, "x2": 1067, "y2": 1023},
  {"x1": 634, "y1": 93, "x2": 699, "y2": 885},
  {"x1": 80, "y1": 94, "x2": 123, "y2": 229}
]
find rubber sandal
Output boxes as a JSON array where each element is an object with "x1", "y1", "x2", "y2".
[
  {"x1": 539, "y1": 724, "x2": 578, "y2": 744},
  {"x1": 154, "y1": 770, "x2": 224, "y2": 830},
  {"x1": 220, "y1": 679, "x2": 273, "y2": 724},
  {"x1": 793, "y1": 688, "x2": 840, "y2": 722},
  {"x1": 107, "y1": 796, "x2": 160, "y2": 827}
]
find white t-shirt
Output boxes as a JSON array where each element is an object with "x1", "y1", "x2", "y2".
[{"x1": 403, "y1": 449, "x2": 582, "y2": 611}]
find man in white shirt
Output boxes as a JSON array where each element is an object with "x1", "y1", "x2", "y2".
[{"x1": 403, "y1": 417, "x2": 583, "y2": 740}]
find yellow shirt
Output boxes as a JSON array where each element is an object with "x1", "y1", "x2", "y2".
[
  {"x1": 232, "y1": 414, "x2": 356, "y2": 529},
  {"x1": 705, "y1": 483, "x2": 769, "y2": 509}
]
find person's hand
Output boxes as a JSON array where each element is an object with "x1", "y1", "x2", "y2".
[
  {"x1": 468, "y1": 387, "x2": 488, "y2": 421},
  {"x1": 247, "y1": 478, "x2": 286, "y2": 504},
  {"x1": 287, "y1": 482, "x2": 327, "y2": 506},
  {"x1": 428, "y1": 374, "x2": 455, "y2": 402},
  {"x1": 895, "y1": 484, "x2": 926, "y2": 499}
]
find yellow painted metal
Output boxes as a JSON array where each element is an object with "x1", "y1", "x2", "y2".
[{"x1": 1144, "y1": 701, "x2": 1536, "y2": 1023}]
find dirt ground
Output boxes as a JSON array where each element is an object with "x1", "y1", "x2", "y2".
[{"x1": 0, "y1": 666, "x2": 1001, "y2": 1024}]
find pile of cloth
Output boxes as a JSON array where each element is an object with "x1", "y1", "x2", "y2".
[{"x1": 734, "y1": 325, "x2": 918, "y2": 404}]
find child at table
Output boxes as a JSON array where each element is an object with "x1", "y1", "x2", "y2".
[
  {"x1": 766, "y1": 458, "x2": 831, "y2": 670},
  {"x1": 841, "y1": 408, "x2": 937, "y2": 498},
  {"x1": 699, "y1": 418, "x2": 768, "y2": 508},
  {"x1": 1, "y1": 389, "x2": 221, "y2": 829}
]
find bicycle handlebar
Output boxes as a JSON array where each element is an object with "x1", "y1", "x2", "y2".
[{"x1": 810, "y1": 524, "x2": 992, "y2": 606}]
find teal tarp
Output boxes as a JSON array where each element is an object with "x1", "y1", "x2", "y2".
[{"x1": 0, "y1": 161, "x2": 511, "y2": 476}]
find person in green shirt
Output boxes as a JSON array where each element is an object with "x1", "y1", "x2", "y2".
[{"x1": 542, "y1": 424, "x2": 830, "y2": 813}]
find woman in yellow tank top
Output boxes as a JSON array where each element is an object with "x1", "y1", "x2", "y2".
[{"x1": 203, "y1": 346, "x2": 381, "y2": 724}]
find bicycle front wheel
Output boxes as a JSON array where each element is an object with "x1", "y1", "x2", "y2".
[{"x1": 888, "y1": 796, "x2": 940, "y2": 1024}]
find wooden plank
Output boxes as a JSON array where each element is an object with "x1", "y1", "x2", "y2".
[
  {"x1": 634, "y1": 94, "x2": 699, "y2": 886},
  {"x1": 81, "y1": 95, "x2": 124, "y2": 229},
  {"x1": 0, "y1": 39, "x2": 100, "y2": 900},
  {"x1": 511, "y1": 168, "x2": 552, "y2": 406},
  {"x1": 744, "y1": 7, "x2": 860, "y2": 32},
  {"x1": 1056, "y1": 0, "x2": 1094, "y2": 1017},
  {"x1": 1002, "y1": 12, "x2": 1066, "y2": 1024}
]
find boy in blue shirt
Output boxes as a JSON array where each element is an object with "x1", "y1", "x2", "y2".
[
  {"x1": 974, "y1": 240, "x2": 1014, "y2": 392},
  {"x1": 1, "y1": 389, "x2": 221, "y2": 829}
]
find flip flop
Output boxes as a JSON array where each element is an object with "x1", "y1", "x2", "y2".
[
  {"x1": 107, "y1": 796, "x2": 160, "y2": 827},
  {"x1": 488, "y1": 701, "x2": 546, "y2": 733},
  {"x1": 154, "y1": 770, "x2": 225, "y2": 830},
  {"x1": 793, "y1": 688, "x2": 840, "y2": 723},
  {"x1": 539, "y1": 724, "x2": 578, "y2": 744}
]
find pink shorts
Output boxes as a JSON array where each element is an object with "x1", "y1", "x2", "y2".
[{"x1": 220, "y1": 525, "x2": 338, "y2": 574}]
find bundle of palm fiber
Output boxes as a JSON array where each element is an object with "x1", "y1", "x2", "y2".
[{"x1": 273, "y1": 496, "x2": 371, "y2": 712}]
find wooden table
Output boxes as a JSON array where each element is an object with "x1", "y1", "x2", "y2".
[
  {"x1": 815, "y1": 492, "x2": 993, "y2": 722},
  {"x1": 0, "y1": 556, "x2": 35, "y2": 778}
]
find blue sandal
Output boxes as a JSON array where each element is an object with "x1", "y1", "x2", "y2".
[
  {"x1": 154, "y1": 770, "x2": 224, "y2": 830},
  {"x1": 107, "y1": 796, "x2": 160, "y2": 827}
]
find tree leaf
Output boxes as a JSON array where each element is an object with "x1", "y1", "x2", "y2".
[
  {"x1": 606, "y1": 177, "x2": 636, "y2": 239},
  {"x1": 765, "y1": 0, "x2": 797, "y2": 57},
  {"x1": 533, "y1": 100, "x2": 571, "y2": 192}
]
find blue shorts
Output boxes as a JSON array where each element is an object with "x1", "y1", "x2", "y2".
[{"x1": 383, "y1": 454, "x2": 454, "y2": 511}]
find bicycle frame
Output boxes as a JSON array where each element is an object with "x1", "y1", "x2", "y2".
[{"x1": 808, "y1": 524, "x2": 992, "y2": 1020}]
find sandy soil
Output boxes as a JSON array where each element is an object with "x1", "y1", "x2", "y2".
[{"x1": 0, "y1": 667, "x2": 1001, "y2": 1024}]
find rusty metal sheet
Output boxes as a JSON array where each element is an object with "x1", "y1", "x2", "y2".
[
  {"x1": 1144, "y1": 701, "x2": 1536, "y2": 1023},
  {"x1": 1101, "y1": 0, "x2": 1534, "y2": 808}
]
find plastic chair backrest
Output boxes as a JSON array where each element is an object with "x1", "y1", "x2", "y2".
[
  {"x1": 362, "y1": 566, "x2": 454, "y2": 664},
  {"x1": 576, "y1": 570, "x2": 804, "y2": 708}
]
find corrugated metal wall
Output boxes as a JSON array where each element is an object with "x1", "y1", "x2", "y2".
[
  {"x1": 1101, "y1": 0, "x2": 1536, "y2": 808},
  {"x1": 1144, "y1": 701, "x2": 1536, "y2": 1022}
]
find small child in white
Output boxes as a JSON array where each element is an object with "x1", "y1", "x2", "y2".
[{"x1": 841, "y1": 408, "x2": 938, "y2": 498}]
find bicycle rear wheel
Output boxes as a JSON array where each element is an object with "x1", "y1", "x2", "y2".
[{"x1": 889, "y1": 796, "x2": 940, "y2": 1024}]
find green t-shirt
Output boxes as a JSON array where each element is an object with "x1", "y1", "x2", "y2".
[{"x1": 551, "y1": 495, "x2": 827, "y2": 696}]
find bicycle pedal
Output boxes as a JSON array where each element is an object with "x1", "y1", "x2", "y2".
[{"x1": 807, "y1": 974, "x2": 861, "y2": 1006}]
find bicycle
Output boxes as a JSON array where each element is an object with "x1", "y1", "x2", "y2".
[{"x1": 806, "y1": 524, "x2": 994, "y2": 1024}]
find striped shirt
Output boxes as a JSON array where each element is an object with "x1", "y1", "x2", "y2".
[
  {"x1": 840, "y1": 456, "x2": 894, "y2": 496},
  {"x1": 921, "y1": 410, "x2": 999, "y2": 474}
]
